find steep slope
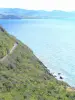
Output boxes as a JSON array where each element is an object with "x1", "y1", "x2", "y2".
[
  {"x1": 0, "y1": 26, "x2": 15, "y2": 58},
  {"x1": 0, "y1": 27, "x2": 75, "y2": 100}
]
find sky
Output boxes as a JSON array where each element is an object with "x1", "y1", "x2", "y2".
[{"x1": 0, "y1": 0, "x2": 75, "y2": 11}]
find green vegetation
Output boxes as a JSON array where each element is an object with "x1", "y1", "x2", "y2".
[
  {"x1": 0, "y1": 27, "x2": 15, "y2": 58},
  {"x1": 0, "y1": 26, "x2": 75, "y2": 100}
]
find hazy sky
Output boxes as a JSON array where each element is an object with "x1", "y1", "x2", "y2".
[{"x1": 0, "y1": 0, "x2": 75, "y2": 11}]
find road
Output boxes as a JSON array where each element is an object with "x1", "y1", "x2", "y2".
[{"x1": 0, "y1": 42, "x2": 18, "y2": 61}]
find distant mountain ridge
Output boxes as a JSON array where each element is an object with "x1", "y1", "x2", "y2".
[{"x1": 0, "y1": 8, "x2": 75, "y2": 19}]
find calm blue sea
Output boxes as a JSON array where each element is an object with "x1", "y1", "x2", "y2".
[{"x1": 0, "y1": 19, "x2": 75, "y2": 87}]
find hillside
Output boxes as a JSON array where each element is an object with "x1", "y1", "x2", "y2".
[
  {"x1": 0, "y1": 26, "x2": 75, "y2": 100},
  {"x1": 0, "y1": 8, "x2": 75, "y2": 19},
  {"x1": 0, "y1": 26, "x2": 15, "y2": 58}
]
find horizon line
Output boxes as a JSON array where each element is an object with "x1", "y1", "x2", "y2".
[{"x1": 0, "y1": 7, "x2": 75, "y2": 12}]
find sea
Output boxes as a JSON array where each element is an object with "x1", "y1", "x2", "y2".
[{"x1": 0, "y1": 19, "x2": 75, "y2": 87}]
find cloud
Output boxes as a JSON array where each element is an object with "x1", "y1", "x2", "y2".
[{"x1": 0, "y1": 0, "x2": 75, "y2": 11}]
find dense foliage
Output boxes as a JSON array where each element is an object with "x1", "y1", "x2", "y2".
[
  {"x1": 0, "y1": 27, "x2": 75, "y2": 100},
  {"x1": 0, "y1": 27, "x2": 15, "y2": 58}
]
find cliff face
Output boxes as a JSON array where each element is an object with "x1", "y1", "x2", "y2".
[{"x1": 0, "y1": 27, "x2": 75, "y2": 100}]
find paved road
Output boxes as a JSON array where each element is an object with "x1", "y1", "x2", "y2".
[{"x1": 0, "y1": 42, "x2": 18, "y2": 61}]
